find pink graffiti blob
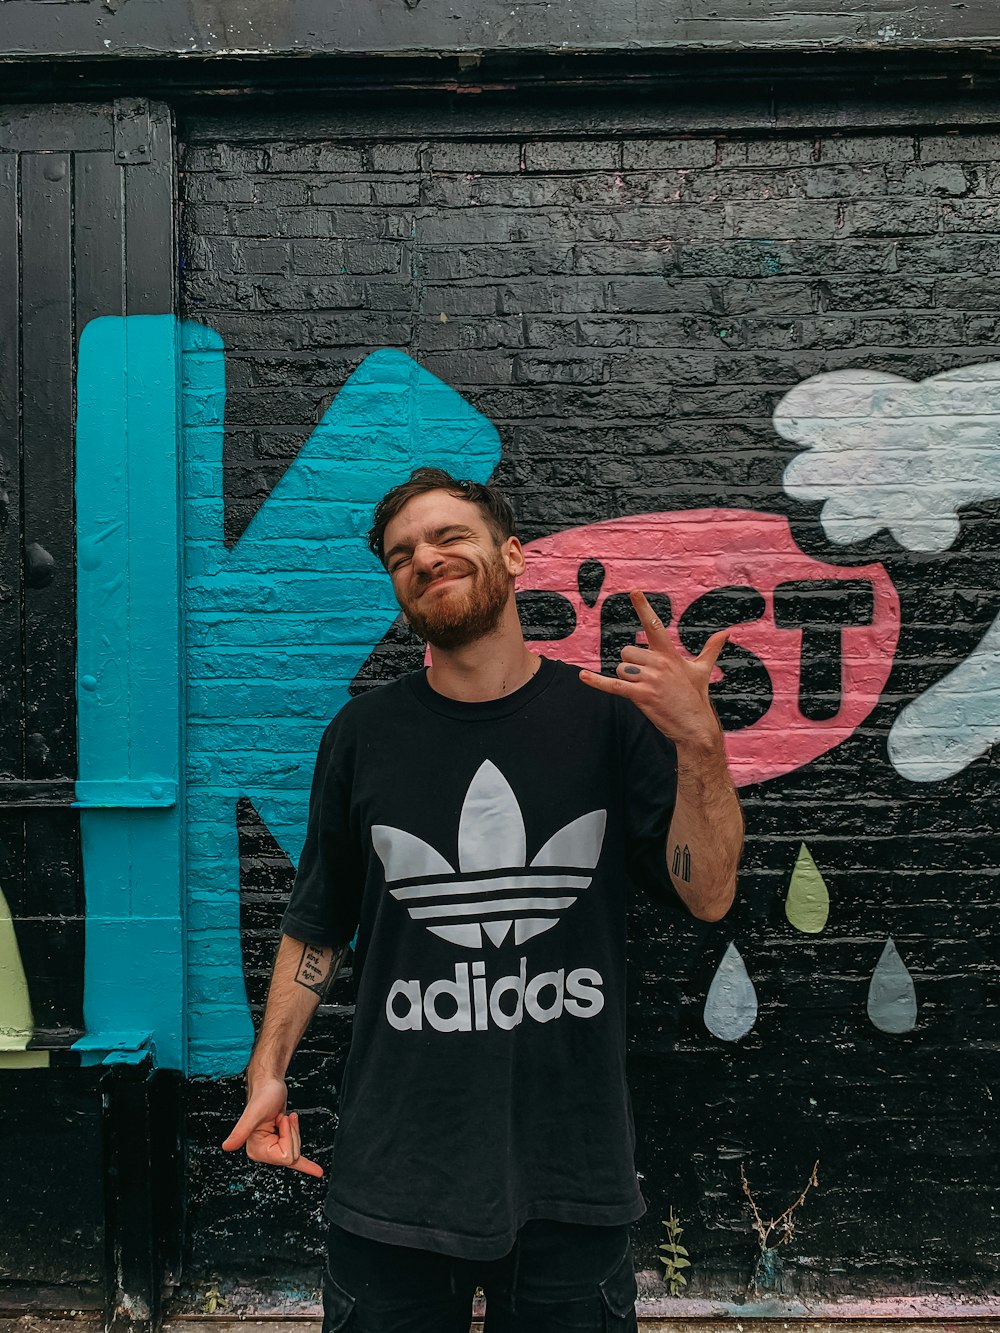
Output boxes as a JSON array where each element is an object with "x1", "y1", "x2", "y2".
[{"x1": 517, "y1": 510, "x2": 900, "y2": 787}]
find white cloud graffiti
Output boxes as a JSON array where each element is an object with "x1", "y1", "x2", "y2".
[{"x1": 774, "y1": 362, "x2": 1000, "y2": 782}]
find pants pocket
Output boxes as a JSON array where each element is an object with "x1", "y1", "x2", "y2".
[
  {"x1": 597, "y1": 1247, "x2": 638, "y2": 1331},
  {"x1": 322, "y1": 1265, "x2": 357, "y2": 1333}
]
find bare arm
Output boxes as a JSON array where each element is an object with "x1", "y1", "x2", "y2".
[
  {"x1": 667, "y1": 733, "x2": 743, "y2": 921},
  {"x1": 221, "y1": 933, "x2": 347, "y2": 1176}
]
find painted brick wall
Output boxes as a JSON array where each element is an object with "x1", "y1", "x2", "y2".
[{"x1": 178, "y1": 110, "x2": 1000, "y2": 1304}]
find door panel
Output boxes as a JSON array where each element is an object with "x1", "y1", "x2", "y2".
[{"x1": 0, "y1": 101, "x2": 175, "y2": 1051}]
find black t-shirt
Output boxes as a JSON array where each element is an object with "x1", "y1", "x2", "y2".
[{"x1": 281, "y1": 655, "x2": 681, "y2": 1259}]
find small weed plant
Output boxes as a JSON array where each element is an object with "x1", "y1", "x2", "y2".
[
  {"x1": 658, "y1": 1206, "x2": 691, "y2": 1296},
  {"x1": 739, "y1": 1158, "x2": 820, "y2": 1296}
]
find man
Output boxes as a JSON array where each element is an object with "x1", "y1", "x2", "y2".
[{"x1": 223, "y1": 468, "x2": 743, "y2": 1332}]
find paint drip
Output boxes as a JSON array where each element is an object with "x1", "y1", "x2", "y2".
[
  {"x1": 785, "y1": 842, "x2": 830, "y2": 933},
  {"x1": 866, "y1": 937, "x2": 917, "y2": 1034},
  {"x1": 704, "y1": 942, "x2": 758, "y2": 1042}
]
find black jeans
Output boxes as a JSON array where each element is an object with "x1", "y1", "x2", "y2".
[{"x1": 322, "y1": 1219, "x2": 638, "y2": 1333}]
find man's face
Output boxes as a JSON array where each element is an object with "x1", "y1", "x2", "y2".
[{"x1": 382, "y1": 490, "x2": 520, "y2": 649}]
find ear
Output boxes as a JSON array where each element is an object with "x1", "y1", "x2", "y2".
[{"x1": 503, "y1": 536, "x2": 526, "y2": 577}]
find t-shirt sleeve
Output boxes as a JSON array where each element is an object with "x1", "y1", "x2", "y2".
[
  {"x1": 280, "y1": 713, "x2": 363, "y2": 948},
  {"x1": 617, "y1": 700, "x2": 685, "y2": 912}
]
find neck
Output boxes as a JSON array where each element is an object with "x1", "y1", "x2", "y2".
[{"x1": 425, "y1": 606, "x2": 538, "y2": 703}]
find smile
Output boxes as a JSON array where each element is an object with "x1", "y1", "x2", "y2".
[{"x1": 419, "y1": 574, "x2": 469, "y2": 597}]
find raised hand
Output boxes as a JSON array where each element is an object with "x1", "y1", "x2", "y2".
[
  {"x1": 221, "y1": 1073, "x2": 324, "y2": 1178},
  {"x1": 579, "y1": 590, "x2": 728, "y2": 748}
]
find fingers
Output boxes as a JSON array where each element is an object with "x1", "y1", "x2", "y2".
[
  {"x1": 618, "y1": 644, "x2": 649, "y2": 665},
  {"x1": 290, "y1": 1153, "x2": 325, "y2": 1179},
  {"x1": 629, "y1": 590, "x2": 672, "y2": 648},
  {"x1": 226, "y1": 1107, "x2": 324, "y2": 1178},
  {"x1": 579, "y1": 669, "x2": 631, "y2": 695},
  {"x1": 697, "y1": 628, "x2": 730, "y2": 669},
  {"x1": 222, "y1": 1103, "x2": 265, "y2": 1152}
]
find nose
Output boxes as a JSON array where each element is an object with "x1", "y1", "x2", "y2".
[{"x1": 410, "y1": 541, "x2": 446, "y2": 577}]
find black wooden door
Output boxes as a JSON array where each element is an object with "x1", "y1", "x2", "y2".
[
  {"x1": 0, "y1": 100, "x2": 175, "y2": 1306},
  {"x1": 0, "y1": 99, "x2": 175, "y2": 1057}
]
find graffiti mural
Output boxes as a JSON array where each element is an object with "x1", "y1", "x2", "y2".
[
  {"x1": 60, "y1": 311, "x2": 999, "y2": 1297},
  {"x1": 515, "y1": 511, "x2": 900, "y2": 788},
  {"x1": 776, "y1": 362, "x2": 1000, "y2": 782},
  {"x1": 182, "y1": 326, "x2": 502, "y2": 1074}
]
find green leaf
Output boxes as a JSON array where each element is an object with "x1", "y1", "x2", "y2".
[
  {"x1": 671, "y1": 1257, "x2": 692, "y2": 1268},
  {"x1": 673, "y1": 1273, "x2": 687, "y2": 1286},
  {"x1": 672, "y1": 1245, "x2": 689, "y2": 1256}
]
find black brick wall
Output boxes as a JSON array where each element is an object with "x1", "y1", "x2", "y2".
[{"x1": 179, "y1": 104, "x2": 1000, "y2": 1304}]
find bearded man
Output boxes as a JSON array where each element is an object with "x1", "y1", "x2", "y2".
[{"x1": 224, "y1": 468, "x2": 744, "y2": 1333}]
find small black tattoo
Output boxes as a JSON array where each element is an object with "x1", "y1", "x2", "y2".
[
  {"x1": 294, "y1": 943, "x2": 342, "y2": 998},
  {"x1": 671, "y1": 844, "x2": 692, "y2": 882}
]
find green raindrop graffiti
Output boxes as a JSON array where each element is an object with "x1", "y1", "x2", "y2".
[{"x1": 785, "y1": 842, "x2": 830, "y2": 934}]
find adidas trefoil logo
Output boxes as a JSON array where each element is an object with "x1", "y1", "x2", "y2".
[{"x1": 372, "y1": 760, "x2": 607, "y2": 950}]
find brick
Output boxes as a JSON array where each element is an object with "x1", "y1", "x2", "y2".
[
  {"x1": 920, "y1": 131, "x2": 1000, "y2": 162},
  {"x1": 607, "y1": 277, "x2": 717, "y2": 314},
  {"x1": 722, "y1": 280, "x2": 816, "y2": 316},
  {"x1": 415, "y1": 315, "x2": 523, "y2": 352},
  {"x1": 838, "y1": 199, "x2": 941, "y2": 236},
  {"x1": 572, "y1": 242, "x2": 679, "y2": 276},
  {"x1": 579, "y1": 205, "x2": 725, "y2": 242},
  {"x1": 495, "y1": 278, "x2": 608, "y2": 314},
  {"x1": 623, "y1": 138, "x2": 716, "y2": 169},
  {"x1": 523, "y1": 141, "x2": 621, "y2": 173},
  {"x1": 715, "y1": 138, "x2": 817, "y2": 167},
  {"x1": 366, "y1": 143, "x2": 421, "y2": 173},
  {"x1": 725, "y1": 200, "x2": 839, "y2": 239},
  {"x1": 801, "y1": 165, "x2": 888, "y2": 199},
  {"x1": 821, "y1": 134, "x2": 914, "y2": 164},
  {"x1": 419, "y1": 283, "x2": 501, "y2": 316},
  {"x1": 183, "y1": 234, "x2": 238, "y2": 273},
  {"x1": 310, "y1": 180, "x2": 374, "y2": 205},
  {"x1": 290, "y1": 239, "x2": 344, "y2": 275},
  {"x1": 820, "y1": 278, "x2": 936, "y2": 311},
  {"x1": 417, "y1": 244, "x2": 574, "y2": 280},
  {"x1": 371, "y1": 180, "x2": 421, "y2": 206},
  {"x1": 889, "y1": 163, "x2": 975, "y2": 197},
  {"x1": 671, "y1": 168, "x2": 801, "y2": 203},
  {"x1": 936, "y1": 278, "x2": 1000, "y2": 310},
  {"x1": 855, "y1": 314, "x2": 963, "y2": 345},
  {"x1": 423, "y1": 141, "x2": 521, "y2": 173},
  {"x1": 230, "y1": 239, "x2": 291, "y2": 275},
  {"x1": 265, "y1": 143, "x2": 366, "y2": 172},
  {"x1": 895, "y1": 236, "x2": 1000, "y2": 274},
  {"x1": 341, "y1": 242, "x2": 404, "y2": 275},
  {"x1": 940, "y1": 199, "x2": 1000, "y2": 232},
  {"x1": 184, "y1": 173, "x2": 255, "y2": 204},
  {"x1": 252, "y1": 177, "x2": 310, "y2": 206}
]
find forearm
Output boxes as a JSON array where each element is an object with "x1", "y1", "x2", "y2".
[
  {"x1": 667, "y1": 734, "x2": 743, "y2": 921},
  {"x1": 247, "y1": 933, "x2": 347, "y2": 1082}
]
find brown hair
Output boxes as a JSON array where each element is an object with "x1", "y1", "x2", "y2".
[{"x1": 367, "y1": 468, "x2": 517, "y2": 566}]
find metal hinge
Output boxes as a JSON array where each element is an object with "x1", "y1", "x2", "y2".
[{"x1": 113, "y1": 98, "x2": 152, "y2": 167}]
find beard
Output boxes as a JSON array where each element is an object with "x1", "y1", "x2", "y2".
[{"x1": 401, "y1": 551, "x2": 512, "y2": 650}]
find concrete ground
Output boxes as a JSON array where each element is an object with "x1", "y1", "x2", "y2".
[{"x1": 5, "y1": 1320, "x2": 1000, "y2": 1332}]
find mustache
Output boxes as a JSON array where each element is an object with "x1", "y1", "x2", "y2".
[{"x1": 414, "y1": 562, "x2": 476, "y2": 594}]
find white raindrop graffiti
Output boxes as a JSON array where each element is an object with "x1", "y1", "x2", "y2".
[
  {"x1": 775, "y1": 362, "x2": 1000, "y2": 782},
  {"x1": 866, "y1": 937, "x2": 918, "y2": 1035},
  {"x1": 704, "y1": 942, "x2": 758, "y2": 1042}
]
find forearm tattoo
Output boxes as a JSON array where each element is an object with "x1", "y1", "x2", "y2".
[
  {"x1": 671, "y1": 843, "x2": 692, "y2": 882},
  {"x1": 294, "y1": 942, "x2": 346, "y2": 999}
]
